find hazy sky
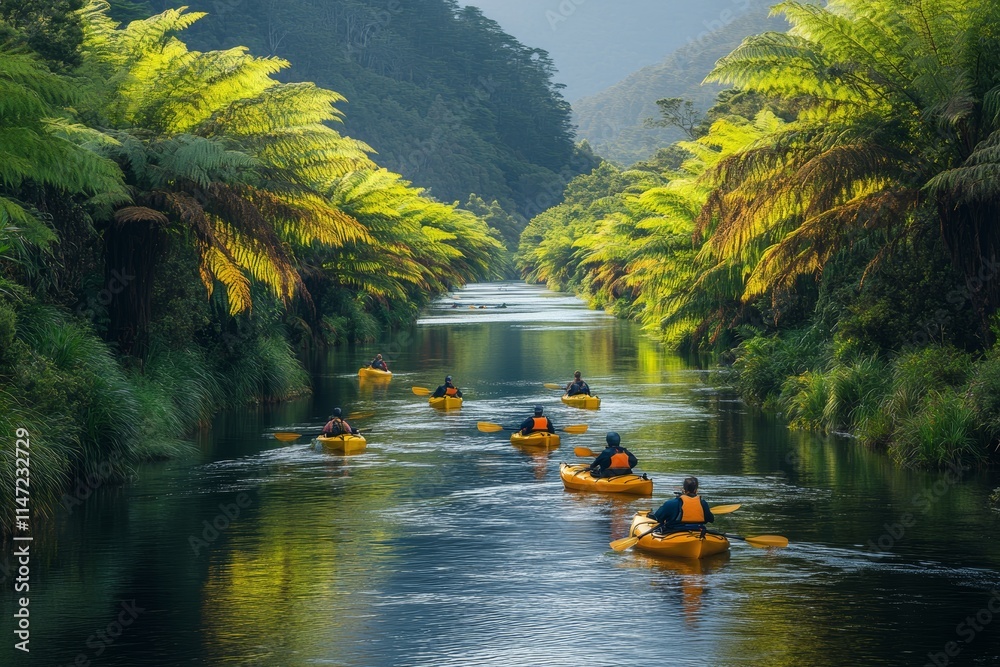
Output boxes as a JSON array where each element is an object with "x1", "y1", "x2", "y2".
[{"x1": 460, "y1": 0, "x2": 747, "y2": 101}]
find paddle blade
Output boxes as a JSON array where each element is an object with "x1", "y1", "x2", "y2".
[
  {"x1": 744, "y1": 535, "x2": 789, "y2": 549},
  {"x1": 710, "y1": 503, "x2": 741, "y2": 515},
  {"x1": 477, "y1": 422, "x2": 504, "y2": 433},
  {"x1": 573, "y1": 446, "x2": 597, "y2": 457},
  {"x1": 609, "y1": 536, "x2": 640, "y2": 552},
  {"x1": 561, "y1": 424, "x2": 589, "y2": 435},
  {"x1": 411, "y1": 386, "x2": 431, "y2": 396},
  {"x1": 543, "y1": 383, "x2": 564, "y2": 391},
  {"x1": 273, "y1": 433, "x2": 302, "y2": 442},
  {"x1": 347, "y1": 411, "x2": 375, "y2": 421}
]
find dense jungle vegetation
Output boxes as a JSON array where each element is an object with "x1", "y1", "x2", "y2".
[
  {"x1": 520, "y1": 0, "x2": 1000, "y2": 470},
  {"x1": 0, "y1": 0, "x2": 529, "y2": 529},
  {"x1": 118, "y1": 0, "x2": 596, "y2": 221}
]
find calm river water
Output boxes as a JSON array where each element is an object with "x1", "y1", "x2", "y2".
[{"x1": 4, "y1": 282, "x2": 1000, "y2": 666}]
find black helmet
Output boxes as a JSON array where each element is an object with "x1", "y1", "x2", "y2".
[
  {"x1": 333, "y1": 407, "x2": 342, "y2": 417},
  {"x1": 606, "y1": 432, "x2": 621, "y2": 447},
  {"x1": 446, "y1": 375, "x2": 453, "y2": 382},
  {"x1": 534, "y1": 405, "x2": 544, "y2": 416}
]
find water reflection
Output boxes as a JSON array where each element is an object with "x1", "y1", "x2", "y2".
[{"x1": 627, "y1": 552, "x2": 731, "y2": 628}]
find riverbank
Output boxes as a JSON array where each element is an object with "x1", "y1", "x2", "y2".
[
  {"x1": 0, "y1": 294, "x2": 312, "y2": 535},
  {"x1": 727, "y1": 332, "x2": 1000, "y2": 469}
]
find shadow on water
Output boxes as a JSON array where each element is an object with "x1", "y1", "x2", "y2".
[{"x1": 4, "y1": 281, "x2": 1000, "y2": 666}]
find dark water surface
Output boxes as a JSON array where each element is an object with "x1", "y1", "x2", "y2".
[{"x1": 4, "y1": 282, "x2": 1000, "y2": 666}]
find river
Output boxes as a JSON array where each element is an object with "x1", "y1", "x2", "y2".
[{"x1": 4, "y1": 282, "x2": 1000, "y2": 666}]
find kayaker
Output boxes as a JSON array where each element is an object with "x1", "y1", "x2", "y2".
[
  {"x1": 519, "y1": 405, "x2": 555, "y2": 435},
  {"x1": 588, "y1": 432, "x2": 637, "y2": 477},
  {"x1": 648, "y1": 476, "x2": 715, "y2": 531},
  {"x1": 432, "y1": 375, "x2": 463, "y2": 398},
  {"x1": 323, "y1": 408, "x2": 359, "y2": 436},
  {"x1": 369, "y1": 353, "x2": 389, "y2": 371},
  {"x1": 565, "y1": 371, "x2": 591, "y2": 396}
]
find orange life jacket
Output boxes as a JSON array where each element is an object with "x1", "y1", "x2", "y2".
[
  {"x1": 610, "y1": 450, "x2": 631, "y2": 468},
  {"x1": 445, "y1": 386, "x2": 458, "y2": 396},
  {"x1": 679, "y1": 494, "x2": 705, "y2": 523},
  {"x1": 532, "y1": 417, "x2": 548, "y2": 431}
]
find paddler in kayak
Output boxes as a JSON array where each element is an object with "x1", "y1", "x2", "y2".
[
  {"x1": 323, "y1": 408, "x2": 359, "y2": 436},
  {"x1": 369, "y1": 353, "x2": 389, "y2": 371},
  {"x1": 648, "y1": 476, "x2": 715, "y2": 531},
  {"x1": 588, "y1": 432, "x2": 638, "y2": 477},
  {"x1": 565, "y1": 370, "x2": 591, "y2": 396},
  {"x1": 518, "y1": 405, "x2": 555, "y2": 435},
  {"x1": 432, "y1": 375, "x2": 463, "y2": 398}
]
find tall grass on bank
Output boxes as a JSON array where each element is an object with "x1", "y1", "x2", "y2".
[
  {"x1": 891, "y1": 389, "x2": 979, "y2": 467},
  {"x1": 224, "y1": 335, "x2": 311, "y2": 404},
  {"x1": 15, "y1": 305, "x2": 139, "y2": 478},
  {"x1": 740, "y1": 336, "x2": 995, "y2": 469},
  {"x1": 732, "y1": 328, "x2": 826, "y2": 408},
  {"x1": 0, "y1": 299, "x2": 313, "y2": 533}
]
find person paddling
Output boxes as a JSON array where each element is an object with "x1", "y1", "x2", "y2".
[
  {"x1": 519, "y1": 405, "x2": 555, "y2": 435},
  {"x1": 588, "y1": 432, "x2": 637, "y2": 477},
  {"x1": 648, "y1": 476, "x2": 715, "y2": 532},
  {"x1": 369, "y1": 353, "x2": 389, "y2": 371},
  {"x1": 565, "y1": 370, "x2": 591, "y2": 396},
  {"x1": 323, "y1": 408, "x2": 359, "y2": 436},
  {"x1": 432, "y1": 375, "x2": 462, "y2": 398}
]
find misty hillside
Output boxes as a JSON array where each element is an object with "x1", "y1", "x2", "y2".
[
  {"x1": 573, "y1": 9, "x2": 786, "y2": 165},
  {"x1": 459, "y1": 0, "x2": 750, "y2": 101}
]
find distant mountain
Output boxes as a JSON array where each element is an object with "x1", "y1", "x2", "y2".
[
  {"x1": 459, "y1": 0, "x2": 750, "y2": 101},
  {"x1": 573, "y1": 8, "x2": 786, "y2": 165}
]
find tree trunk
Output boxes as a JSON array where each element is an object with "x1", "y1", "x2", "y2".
[{"x1": 104, "y1": 220, "x2": 166, "y2": 361}]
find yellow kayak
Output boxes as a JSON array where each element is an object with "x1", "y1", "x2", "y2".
[
  {"x1": 510, "y1": 431, "x2": 560, "y2": 450},
  {"x1": 316, "y1": 434, "x2": 367, "y2": 455},
  {"x1": 627, "y1": 512, "x2": 729, "y2": 559},
  {"x1": 561, "y1": 394, "x2": 601, "y2": 409},
  {"x1": 429, "y1": 395, "x2": 463, "y2": 410},
  {"x1": 558, "y1": 463, "x2": 652, "y2": 496},
  {"x1": 358, "y1": 366, "x2": 392, "y2": 379}
]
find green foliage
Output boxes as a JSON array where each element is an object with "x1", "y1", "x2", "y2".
[
  {"x1": 822, "y1": 356, "x2": 889, "y2": 432},
  {"x1": 779, "y1": 371, "x2": 829, "y2": 430},
  {"x1": 16, "y1": 304, "x2": 140, "y2": 472},
  {"x1": 890, "y1": 389, "x2": 980, "y2": 468},
  {"x1": 225, "y1": 334, "x2": 310, "y2": 404},
  {"x1": 73, "y1": 2, "x2": 504, "y2": 358},
  {"x1": 731, "y1": 328, "x2": 825, "y2": 407},
  {"x1": 465, "y1": 195, "x2": 518, "y2": 246},
  {"x1": 167, "y1": 0, "x2": 592, "y2": 218},
  {"x1": 0, "y1": 46, "x2": 124, "y2": 253},
  {"x1": 703, "y1": 0, "x2": 1000, "y2": 323},
  {"x1": 0, "y1": 0, "x2": 85, "y2": 70},
  {"x1": 966, "y1": 355, "x2": 1000, "y2": 446}
]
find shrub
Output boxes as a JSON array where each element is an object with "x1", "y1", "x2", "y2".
[
  {"x1": 890, "y1": 389, "x2": 981, "y2": 467},
  {"x1": 733, "y1": 328, "x2": 826, "y2": 405},
  {"x1": 823, "y1": 355, "x2": 889, "y2": 431},
  {"x1": 966, "y1": 355, "x2": 1000, "y2": 446},
  {"x1": 779, "y1": 371, "x2": 829, "y2": 430}
]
